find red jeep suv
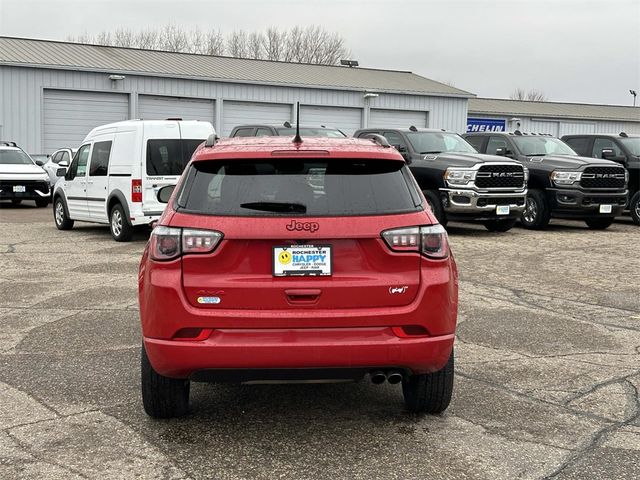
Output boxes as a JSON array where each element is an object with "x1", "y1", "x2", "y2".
[{"x1": 139, "y1": 134, "x2": 458, "y2": 418}]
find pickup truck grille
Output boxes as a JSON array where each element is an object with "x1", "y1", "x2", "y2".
[
  {"x1": 580, "y1": 167, "x2": 626, "y2": 189},
  {"x1": 475, "y1": 164, "x2": 525, "y2": 189}
]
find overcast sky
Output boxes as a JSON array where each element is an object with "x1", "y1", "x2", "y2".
[{"x1": 1, "y1": 0, "x2": 638, "y2": 106}]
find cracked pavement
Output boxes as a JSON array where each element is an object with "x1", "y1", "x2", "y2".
[{"x1": 0, "y1": 203, "x2": 639, "y2": 479}]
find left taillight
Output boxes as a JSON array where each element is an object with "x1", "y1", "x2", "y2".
[
  {"x1": 149, "y1": 227, "x2": 222, "y2": 261},
  {"x1": 131, "y1": 179, "x2": 142, "y2": 202},
  {"x1": 381, "y1": 224, "x2": 449, "y2": 259}
]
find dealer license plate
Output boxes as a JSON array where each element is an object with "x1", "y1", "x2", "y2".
[
  {"x1": 496, "y1": 205, "x2": 510, "y2": 215},
  {"x1": 273, "y1": 245, "x2": 332, "y2": 277},
  {"x1": 13, "y1": 185, "x2": 26, "y2": 193},
  {"x1": 599, "y1": 204, "x2": 612, "y2": 214}
]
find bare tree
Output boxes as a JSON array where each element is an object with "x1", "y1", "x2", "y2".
[
  {"x1": 204, "y1": 29, "x2": 225, "y2": 56},
  {"x1": 510, "y1": 88, "x2": 548, "y2": 101},
  {"x1": 67, "y1": 25, "x2": 350, "y2": 65},
  {"x1": 227, "y1": 30, "x2": 249, "y2": 58}
]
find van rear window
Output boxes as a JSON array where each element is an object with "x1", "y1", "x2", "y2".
[
  {"x1": 146, "y1": 139, "x2": 204, "y2": 176},
  {"x1": 177, "y1": 159, "x2": 421, "y2": 217}
]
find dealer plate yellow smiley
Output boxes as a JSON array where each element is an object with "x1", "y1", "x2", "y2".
[{"x1": 278, "y1": 250, "x2": 292, "y2": 265}]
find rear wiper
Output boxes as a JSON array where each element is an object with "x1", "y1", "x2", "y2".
[
  {"x1": 527, "y1": 153, "x2": 548, "y2": 156},
  {"x1": 240, "y1": 201, "x2": 307, "y2": 213},
  {"x1": 420, "y1": 151, "x2": 442, "y2": 154}
]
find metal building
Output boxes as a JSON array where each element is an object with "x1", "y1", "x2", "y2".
[
  {"x1": 467, "y1": 98, "x2": 640, "y2": 136},
  {"x1": 0, "y1": 36, "x2": 473, "y2": 154}
]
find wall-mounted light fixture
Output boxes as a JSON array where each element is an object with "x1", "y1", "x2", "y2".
[{"x1": 108, "y1": 74, "x2": 125, "y2": 81}]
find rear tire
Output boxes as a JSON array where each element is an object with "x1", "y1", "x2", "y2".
[
  {"x1": 141, "y1": 346, "x2": 190, "y2": 418},
  {"x1": 520, "y1": 189, "x2": 550, "y2": 229},
  {"x1": 630, "y1": 192, "x2": 640, "y2": 226},
  {"x1": 35, "y1": 197, "x2": 49, "y2": 208},
  {"x1": 483, "y1": 218, "x2": 517, "y2": 232},
  {"x1": 422, "y1": 190, "x2": 447, "y2": 226},
  {"x1": 403, "y1": 349, "x2": 454, "y2": 414},
  {"x1": 53, "y1": 197, "x2": 74, "y2": 230},
  {"x1": 585, "y1": 217, "x2": 614, "y2": 230},
  {"x1": 109, "y1": 203, "x2": 133, "y2": 242}
]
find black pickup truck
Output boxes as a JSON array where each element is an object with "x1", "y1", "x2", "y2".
[
  {"x1": 464, "y1": 131, "x2": 628, "y2": 230},
  {"x1": 353, "y1": 127, "x2": 527, "y2": 232},
  {"x1": 562, "y1": 133, "x2": 640, "y2": 225}
]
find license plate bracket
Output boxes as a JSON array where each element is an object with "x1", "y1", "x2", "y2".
[
  {"x1": 496, "y1": 205, "x2": 510, "y2": 215},
  {"x1": 599, "y1": 204, "x2": 612, "y2": 214},
  {"x1": 273, "y1": 245, "x2": 332, "y2": 277}
]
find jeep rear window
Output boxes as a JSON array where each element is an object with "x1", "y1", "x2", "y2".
[
  {"x1": 177, "y1": 159, "x2": 421, "y2": 217},
  {"x1": 146, "y1": 139, "x2": 205, "y2": 176}
]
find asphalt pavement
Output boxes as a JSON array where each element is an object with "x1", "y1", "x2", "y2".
[{"x1": 1, "y1": 201, "x2": 639, "y2": 479}]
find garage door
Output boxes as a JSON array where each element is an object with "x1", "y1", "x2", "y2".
[
  {"x1": 300, "y1": 105, "x2": 362, "y2": 136},
  {"x1": 222, "y1": 101, "x2": 291, "y2": 136},
  {"x1": 138, "y1": 95, "x2": 215, "y2": 125},
  {"x1": 43, "y1": 90, "x2": 129, "y2": 153},
  {"x1": 369, "y1": 109, "x2": 428, "y2": 129}
]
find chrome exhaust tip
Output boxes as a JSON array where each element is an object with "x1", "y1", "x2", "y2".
[
  {"x1": 370, "y1": 371, "x2": 387, "y2": 385},
  {"x1": 387, "y1": 371, "x2": 403, "y2": 385}
]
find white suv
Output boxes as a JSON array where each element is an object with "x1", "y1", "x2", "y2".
[
  {"x1": 0, "y1": 142, "x2": 51, "y2": 207},
  {"x1": 52, "y1": 120, "x2": 215, "y2": 241}
]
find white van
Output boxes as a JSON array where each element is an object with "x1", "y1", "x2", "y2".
[{"x1": 52, "y1": 120, "x2": 215, "y2": 241}]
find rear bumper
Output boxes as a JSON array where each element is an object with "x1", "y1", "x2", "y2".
[
  {"x1": 144, "y1": 328, "x2": 455, "y2": 379},
  {"x1": 547, "y1": 188, "x2": 627, "y2": 218}
]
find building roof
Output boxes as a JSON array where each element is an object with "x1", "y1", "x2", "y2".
[
  {"x1": 0, "y1": 36, "x2": 473, "y2": 98},
  {"x1": 469, "y1": 98, "x2": 640, "y2": 123}
]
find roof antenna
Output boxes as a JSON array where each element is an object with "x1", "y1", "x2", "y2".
[{"x1": 293, "y1": 102, "x2": 302, "y2": 144}]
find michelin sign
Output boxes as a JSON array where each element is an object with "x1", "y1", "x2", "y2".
[{"x1": 466, "y1": 118, "x2": 506, "y2": 133}]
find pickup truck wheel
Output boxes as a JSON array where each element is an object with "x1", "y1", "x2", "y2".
[
  {"x1": 585, "y1": 217, "x2": 614, "y2": 230},
  {"x1": 141, "y1": 345, "x2": 190, "y2": 418},
  {"x1": 403, "y1": 349, "x2": 454, "y2": 414},
  {"x1": 422, "y1": 190, "x2": 447, "y2": 226},
  {"x1": 109, "y1": 203, "x2": 134, "y2": 242},
  {"x1": 630, "y1": 192, "x2": 640, "y2": 226},
  {"x1": 520, "y1": 189, "x2": 550, "y2": 229},
  {"x1": 53, "y1": 198, "x2": 74, "y2": 230},
  {"x1": 35, "y1": 198, "x2": 49, "y2": 208},
  {"x1": 483, "y1": 218, "x2": 517, "y2": 232}
]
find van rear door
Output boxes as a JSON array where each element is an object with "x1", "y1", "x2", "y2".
[{"x1": 142, "y1": 121, "x2": 213, "y2": 215}]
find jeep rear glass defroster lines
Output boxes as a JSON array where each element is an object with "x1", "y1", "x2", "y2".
[{"x1": 177, "y1": 159, "x2": 421, "y2": 217}]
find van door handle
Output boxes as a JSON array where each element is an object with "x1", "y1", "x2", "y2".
[{"x1": 285, "y1": 289, "x2": 321, "y2": 304}]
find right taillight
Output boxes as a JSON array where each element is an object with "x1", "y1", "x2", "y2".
[
  {"x1": 150, "y1": 226, "x2": 223, "y2": 261},
  {"x1": 381, "y1": 225, "x2": 449, "y2": 259}
]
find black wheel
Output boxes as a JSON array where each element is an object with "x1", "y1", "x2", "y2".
[
  {"x1": 483, "y1": 218, "x2": 517, "y2": 232},
  {"x1": 109, "y1": 203, "x2": 133, "y2": 242},
  {"x1": 585, "y1": 217, "x2": 614, "y2": 230},
  {"x1": 53, "y1": 197, "x2": 74, "y2": 230},
  {"x1": 520, "y1": 189, "x2": 550, "y2": 229},
  {"x1": 35, "y1": 197, "x2": 49, "y2": 208},
  {"x1": 11, "y1": 199, "x2": 22, "y2": 205},
  {"x1": 141, "y1": 345, "x2": 190, "y2": 418},
  {"x1": 422, "y1": 190, "x2": 447, "y2": 226},
  {"x1": 630, "y1": 191, "x2": 640, "y2": 226},
  {"x1": 403, "y1": 349, "x2": 454, "y2": 414}
]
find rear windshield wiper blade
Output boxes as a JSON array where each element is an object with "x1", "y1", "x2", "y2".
[
  {"x1": 240, "y1": 202, "x2": 307, "y2": 213},
  {"x1": 527, "y1": 153, "x2": 548, "y2": 156},
  {"x1": 420, "y1": 151, "x2": 442, "y2": 154}
]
